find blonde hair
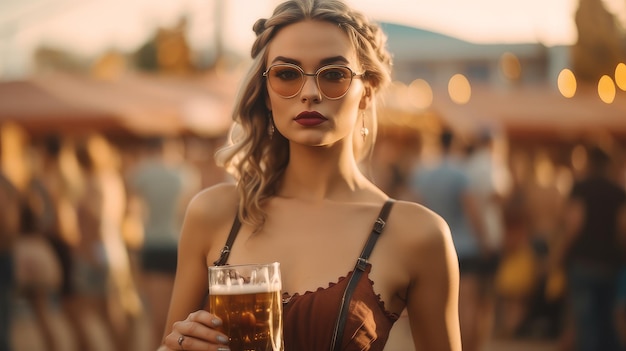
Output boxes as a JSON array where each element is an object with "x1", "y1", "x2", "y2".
[{"x1": 215, "y1": 0, "x2": 392, "y2": 229}]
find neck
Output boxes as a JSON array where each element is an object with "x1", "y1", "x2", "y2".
[{"x1": 278, "y1": 142, "x2": 370, "y2": 202}]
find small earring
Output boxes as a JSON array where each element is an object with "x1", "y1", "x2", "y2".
[
  {"x1": 268, "y1": 112, "x2": 275, "y2": 139},
  {"x1": 360, "y1": 112, "x2": 369, "y2": 140}
]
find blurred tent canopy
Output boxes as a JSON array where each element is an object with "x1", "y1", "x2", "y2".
[
  {"x1": 3, "y1": 70, "x2": 626, "y2": 143},
  {"x1": 377, "y1": 82, "x2": 626, "y2": 141},
  {"x1": 0, "y1": 70, "x2": 238, "y2": 138}
]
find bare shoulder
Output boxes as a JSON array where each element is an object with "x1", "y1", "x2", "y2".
[
  {"x1": 386, "y1": 200, "x2": 456, "y2": 270},
  {"x1": 185, "y1": 182, "x2": 238, "y2": 223},
  {"x1": 388, "y1": 200, "x2": 451, "y2": 245},
  {"x1": 180, "y1": 182, "x2": 239, "y2": 254}
]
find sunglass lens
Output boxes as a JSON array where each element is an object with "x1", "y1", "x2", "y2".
[
  {"x1": 318, "y1": 66, "x2": 352, "y2": 98},
  {"x1": 268, "y1": 66, "x2": 303, "y2": 98}
]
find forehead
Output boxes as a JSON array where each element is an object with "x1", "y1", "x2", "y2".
[{"x1": 266, "y1": 20, "x2": 357, "y2": 66}]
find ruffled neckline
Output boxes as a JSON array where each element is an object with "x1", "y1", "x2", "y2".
[{"x1": 281, "y1": 264, "x2": 400, "y2": 321}]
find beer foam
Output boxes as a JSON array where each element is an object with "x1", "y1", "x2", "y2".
[{"x1": 210, "y1": 283, "x2": 280, "y2": 295}]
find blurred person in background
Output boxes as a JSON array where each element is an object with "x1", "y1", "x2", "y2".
[
  {"x1": 74, "y1": 134, "x2": 142, "y2": 351},
  {"x1": 29, "y1": 135, "x2": 94, "y2": 351},
  {"x1": 519, "y1": 151, "x2": 568, "y2": 340},
  {"x1": 464, "y1": 128, "x2": 511, "y2": 262},
  {"x1": 409, "y1": 127, "x2": 490, "y2": 351},
  {"x1": 493, "y1": 195, "x2": 538, "y2": 339},
  {"x1": 552, "y1": 144, "x2": 626, "y2": 351},
  {"x1": 126, "y1": 137, "x2": 200, "y2": 350},
  {"x1": 0, "y1": 136, "x2": 20, "y2": 351},
  {"x1": 2, "y1": 125, "x2": 68, "y2": 351},
  {"x1": 495, "y1": 149, "x2": 569, "y2": 341},
  {"x1": 463, "y1": 128, "x2": 512, "y2": 343},
  {"x1": 13, "y1": 168, "x2": 64, "y2": 351}
]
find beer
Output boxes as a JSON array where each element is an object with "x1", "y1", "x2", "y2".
[{"x1": 208, "y1": 263, "x2": 283, "y2": 351}]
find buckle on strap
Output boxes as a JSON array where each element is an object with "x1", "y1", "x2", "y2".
[
  {"x1": 220, "y1": 245, "x2": 230, "y2": 255},
  {"x1": 356, "y1": 257, "x2": 368, "y2": 271},
  {"x1": 373, "y1": 218, "x2": 386, "y2": 234},
  {"x1": 213, "y1": 246, "x2": 230, "y2": 266}
]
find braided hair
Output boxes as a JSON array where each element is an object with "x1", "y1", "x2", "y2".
[{"x1": 215, "y1": 0, "x2": 393, "y2": 229}]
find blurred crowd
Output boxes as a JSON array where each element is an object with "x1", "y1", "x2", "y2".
[
  {"x1": 1, "y1": 121, "x2": 625, "y2": 351},
  {"x1": 0, "y1": 123, "x2": 229, "y2": 351},
  {"x1": 376, "y1": 126, "x2": 626, "y2": 351}
]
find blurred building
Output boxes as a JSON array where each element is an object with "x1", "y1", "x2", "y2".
[
  {"x1": 374, "y1": 8, "x2": 626, "y2": 171},
  {"x1": 1, "y1": 0, "x2": 625, "y2": 161},
  {"x1": 384, "y1": 22, "x2": 566, "y2": 87}
]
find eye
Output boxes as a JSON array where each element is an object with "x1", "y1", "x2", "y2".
[
  {"x1": 319, "y1": 67, "x2": 350, "y2": 82},
  {"x1": 273, "y1": 67, "x2": 301, "y2": 81}
]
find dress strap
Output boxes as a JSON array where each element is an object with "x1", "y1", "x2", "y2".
[
  {"x1": 330, "y1": 198, "x2": 396, "y2": 351},
  {"x1": 212, "y1": 212, "x2": 241, "y2": 266}
]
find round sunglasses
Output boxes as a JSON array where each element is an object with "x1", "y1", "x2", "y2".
[{"x1": 263, "y1": 63, "x2": 363, "y2": 100}]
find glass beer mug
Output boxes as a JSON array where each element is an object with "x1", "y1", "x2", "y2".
[{"x1": 208, "y1": 262, "x2": 283, "y2": 351}]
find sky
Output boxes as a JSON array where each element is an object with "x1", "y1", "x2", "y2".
[{"x1": 0, "y1": 0, "x2": 625, "y2": 76}]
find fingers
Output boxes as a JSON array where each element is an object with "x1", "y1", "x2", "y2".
[
  {"x1": 165, "y1": 332, "x2": 230, "y2": 351},
  {"x1": 164, "y1": 311, "x2": 230, "y2": 351},
  {"x1": 186, "y1": 310, "x2": 224, "y2": 329}
]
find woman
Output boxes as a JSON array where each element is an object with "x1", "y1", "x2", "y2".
[
  {"x1": 74, "y1": 134, "x2": 141, "y2": 351},
  {"x1": 159, "y1": 1, "x2": 461, "y2": 350}
]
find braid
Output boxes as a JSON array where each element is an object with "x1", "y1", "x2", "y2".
[
  {"x1": 251, "y1": 18, "x2": 273, "y2": 58},
  {"x1": 365, "y1": 21, "x2": 393, "y2": 73},
  {"x1": 253, "y1": 18, "x2": 267, "y2": 36},
  {"x1": 344, "y1": 10, "x2": 393, "y2": 90}
]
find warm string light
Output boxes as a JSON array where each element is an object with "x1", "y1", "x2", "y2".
[
  {"x1": 448, "y1": 74, "x2": 471, "y2": 105},
  {"x1": 407, "y1": 79, "x2": 433, "y2": 109},
  {"x1": 557, "y1": 69, "x2": 577, "y2": 98},
  {"x1": 598, "y1": 75, "x2": 616, "y2": 104},
  {"x1": 388, "y1": 61, "x2": 624, "y2": 117}
]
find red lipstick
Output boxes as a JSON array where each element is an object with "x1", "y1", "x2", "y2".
[{"x1": 294, "y1": 111, "x2": 327, "y2": 126}]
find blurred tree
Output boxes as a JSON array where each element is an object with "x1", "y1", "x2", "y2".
[
  {"x1": 91, "y1": 50, "x2": 128, "y2": 80},
  {"x1": 133, "y1": 17, "x2": 193, "y2": 74},
  {"x1": 572, "y1": 0, "x2": 626, "y2": 82},
  {"x1": 134, "y1": 39, "x2": 159, "y2": 72},
  {"x1": 33, "y1": 46, "x2": 89, "y2": 74}
]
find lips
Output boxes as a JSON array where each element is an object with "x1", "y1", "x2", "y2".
[{"x1": 294, "y1": 111, "x2": 327, "y2": 126}]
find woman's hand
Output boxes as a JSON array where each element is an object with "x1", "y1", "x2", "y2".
[{"x1": 160, "y1": 310, "x2": 230, "y2": 351}]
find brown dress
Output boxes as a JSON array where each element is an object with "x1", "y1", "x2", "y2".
[
  {"x1": 214, "y1": 200, "x2": 399, "y2": 350},
  {"x1": 282, "y1": 264, "x2": 399, "y2": 351}
]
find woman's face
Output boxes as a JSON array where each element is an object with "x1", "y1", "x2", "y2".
[{"x1": 264, "y1": 20, "x2": 368, "y2": 149}]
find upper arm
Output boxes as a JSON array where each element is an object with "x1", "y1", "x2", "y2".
[
  {"x1": 404, "y1": 207, "x2": 461, "y2": 351},
  {"x1": 163, "y1": 183, "x2": 238, "y2": 338}
]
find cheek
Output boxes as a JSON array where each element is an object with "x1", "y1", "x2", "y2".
[
  {"x1": 267, "y1": 95, "x2": 289, "y2": 119},
  {"x1": 337, "y1": 105, "x2": 360, "y2": 130},
  {"x1": 346, "y1": 82, "x2": 368, "y2": 111},
  {"x1": 267, "y1": 99, "x2": 293, "y2": 133},
  {"x1": 338, "y1": 90, "x2": 364, "y2": 124}
]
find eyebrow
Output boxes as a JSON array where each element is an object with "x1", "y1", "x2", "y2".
[{"x1": 270, "y1": 55, "x2": 351, "y2": 66}]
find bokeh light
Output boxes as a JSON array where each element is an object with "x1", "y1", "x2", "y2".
[
  {"x1": 448, "y1": 74, "x2": 471, "y2": 105},
  {"x1": 499, "y1": 52, "x2": 522, "y2": 81},
  {"x1": 557, "y1": 68, "x2": 577, "y2": 98},
  {"x1": 614, "y1": 62, "x2": 626, "y2": 91},
  {"x1": 598, "y1": 75, "x2": 616, "y2": 104},
  {"x1": 407, "y1": 79, "x2": 433, "y2": 109}
]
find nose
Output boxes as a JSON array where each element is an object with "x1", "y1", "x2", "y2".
[{"x1": 300, "y1": 75, "x2": 322, "y2": 102}]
